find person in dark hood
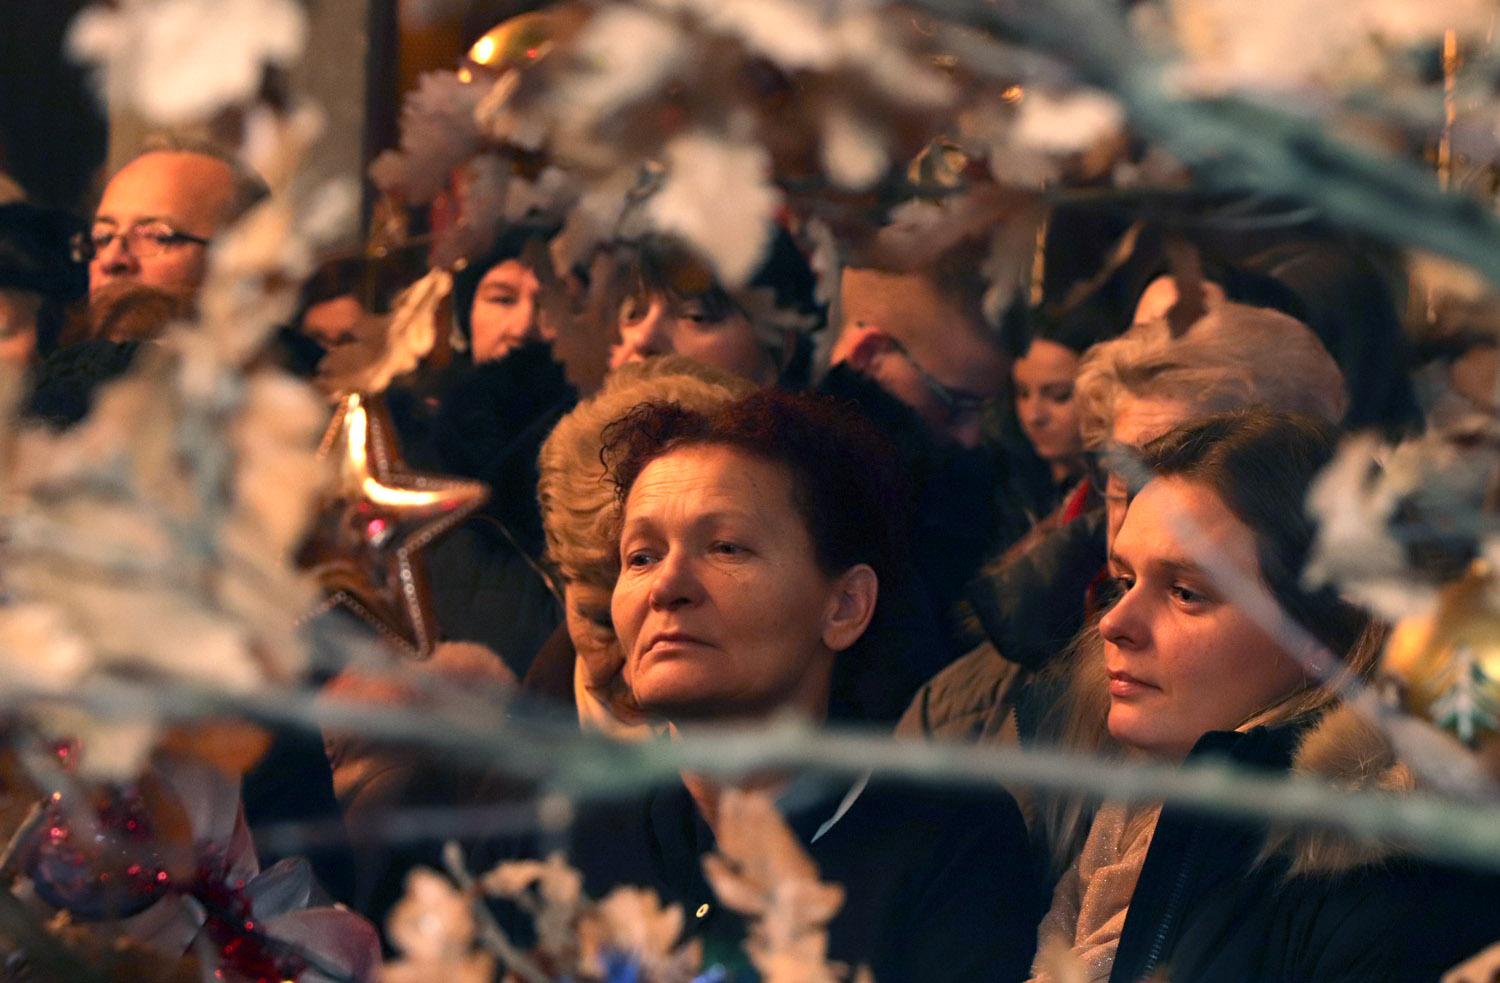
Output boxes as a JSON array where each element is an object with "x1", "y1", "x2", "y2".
[{"x1": 388, "y1": 225, "x2": 580, "y2": 681}]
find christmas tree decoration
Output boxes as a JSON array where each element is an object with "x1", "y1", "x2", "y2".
[
  {"x1": 24, "y1": 785, "x2": 180, "y2": 920},
  {"x1": 461, "y1": 5, "x2": 591, "y2": 81},
  {"x1": 1383, "y1": 560, "x2": 1500, "y2": 748},
  {"x1": 298, "y1": 393, "x2": 487, "y2": 658},
  {"x1": 17, "y1": 0, "x2": 1500, "y2": 976}
]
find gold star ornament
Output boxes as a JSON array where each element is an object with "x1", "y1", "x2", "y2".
[{"x1": 298, "y1": 393, "x2": 487, "y2": 658}]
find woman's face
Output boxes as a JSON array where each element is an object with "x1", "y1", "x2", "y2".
[
  {"x1": 469, "y1": 259, "x2": 553, "y2": 363},
  {"x1": 1013, "y1": 338, "x2": 1083, "y2": 468},
  {"x1": 609, "y1": 291, "x2": 776, "y2": 384},
  {"x1": 1098, "y1": 476, "x2": 1307, "y2": 759},
  {"x1": 611, "y1": 445, "x2": 852, "y2": 722}
]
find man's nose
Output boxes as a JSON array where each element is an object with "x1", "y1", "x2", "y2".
[{"x1": 93, "y1": 234, "x2": 137, "y2": 274}]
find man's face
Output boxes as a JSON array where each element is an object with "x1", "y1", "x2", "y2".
[
  {"x1": 881, "y1": 329, "x2": 1008, "y2": 448},
  {"x1": 840, "y1": 270, "x2": 1008, "y2": 447},
  {"x1": 89, "y1": 152, "x2": 234, "y2": 300}
]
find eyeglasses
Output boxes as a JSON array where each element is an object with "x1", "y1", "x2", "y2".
[
  {"x1": 72, "y1": 222, "x2": 211, "y2": 263},
  {"x1": 886, "y1": 336, "x2": 994, "y2": 423}
]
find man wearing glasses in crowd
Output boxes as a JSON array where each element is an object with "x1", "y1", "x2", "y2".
[
  {"x1": 83, "y1": 138, "x2": 265, "y2": 305},
  {"x1": 828, "y1": 261, "x2": 1009, "y2": 449},
  {"x1": 815, "y1": 252, "x2": 1014, "y2": 707}
]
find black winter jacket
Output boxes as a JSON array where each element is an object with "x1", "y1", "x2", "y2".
[
  {"x1": 389, "y1": 342, "x2": 576, "y2": 678},
  {"x1": 898, "y1": 510, "x2": 1105, "y2": 745},
  {"x1": 1111, "y1": 715, "x2": 1500, "y2": 983},
  {"x1": 484, "y1": 777, "x2": 1046, "y2": 983}
]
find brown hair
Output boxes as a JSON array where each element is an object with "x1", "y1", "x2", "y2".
[
  {"x1": 536, "y1": 356, "x2": 752, "y2": 589},
  {"x1": 601, "y1": 389, "x2": 909, "y2": 589},
  {"x1": 1039, "y1": 409, "x2": 1382, "y2": 874}
]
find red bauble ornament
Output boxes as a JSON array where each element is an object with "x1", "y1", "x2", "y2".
[{"x1": 25, "y1": 788, "x2": 172, "y2": 920}]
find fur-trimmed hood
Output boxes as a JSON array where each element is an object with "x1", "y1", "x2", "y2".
[{"x1": 1264, "y1": 704, "x2": 1417, "y2": 877}]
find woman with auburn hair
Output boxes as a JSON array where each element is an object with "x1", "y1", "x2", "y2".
[
  {"x1": 494, "y1": 389, "x2": 1044, "y2": 983},
  {"x1": 528, "y1": 355, "x2": 753, "y2": 732},
  {"x1": 1030, "y1": 409, "x2": 1500, "y2": 983}
]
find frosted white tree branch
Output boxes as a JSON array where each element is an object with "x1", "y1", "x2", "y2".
[
  {"x1": 7, "y1": 672, "x2": 1500, "y2": 874},
  {"x1": 917, "y1": 0, "x2": 1500, "y2": 287}
]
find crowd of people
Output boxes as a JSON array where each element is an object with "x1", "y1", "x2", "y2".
[{"x1": 4, "y1": 124, "x2": 1500, "y2": 981}]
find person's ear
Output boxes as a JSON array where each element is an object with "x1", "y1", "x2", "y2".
[
  {"x1": 842, "y1": 322, "x2": 893, "y2": 374},
  {"x1": 821, "y1": 564, "x2": 879, "y2": 653}
]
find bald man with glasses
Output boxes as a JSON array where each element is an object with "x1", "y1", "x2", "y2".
[{"x1": 82, "y1": 142, "x2": 265, "y2": 304}]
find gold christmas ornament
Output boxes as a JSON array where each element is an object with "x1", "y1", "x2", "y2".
[
  {"x1": 298, "y1": 393, "x2": 487, "y2": 658},
  {"x1": 1382, "y1": 560, "x2": 1500, "y2": 746},
  {"x1": 459, "y1": 4, "x2": 590, "y2": 82}
]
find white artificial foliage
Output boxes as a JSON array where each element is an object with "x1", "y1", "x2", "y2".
[
  {"x1": 433, "y1": 154, "x2": 511, "y2": 268},
  {"x1": 980, "y1": 210, "x2": 1045, "y2": 326},
  {"x1": 646, "y1": 131, "x2": 781, "y2": 287},
  {"x1": 831, "y1": 10, "x2": 954, "y2": 108},
  {"x1": 505, "y1": 166, "x2": 579, "y2": 223},
  {"x1": 564, "y1": 4, "x2": 688, "y2": 115},
  {"x1": 667, "y1": 0, "x2": 842, "y2": 71},
  {"x1": 821, "y1": 105, "x2": 888, "y2": 191},
  {"x1": 371, "y1": 71, "x2": 488, "y2": 202},
  {"x1": 69, "y1": 0, "x2": 306, "y2": 125},
  {"x1": 1013, "y1": 89, "x2": 1125, "y2": 155},
  {"x1": 702, "y1": 790, "x2": 849, "y2": 983},
  {"x1": 1304, "y1": 434, "x2": 1443, "y2": 623},
  {"x1": 550, "y1": 167, "x2": 641, "y2": 276},
  {"x1": 0, "y1": 603, "x2": 95, "y2": 692},
  {"x1": 1163, "y1": 0, "x2": 1491, "y2": 94},
  {"x1": 588, "y1": 887, "x2": 699, "y2": 983}
]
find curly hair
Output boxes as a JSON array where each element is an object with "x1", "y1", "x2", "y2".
[
  {"x1": 536, "y1": 356, "x2": 752, "y2": 588},
  {"x1": 1074, "y1": 302, "x2": 1348, "y2": 450},
  {"x1": 600, "y1": 388, "x2": 909, "y2": 590}
]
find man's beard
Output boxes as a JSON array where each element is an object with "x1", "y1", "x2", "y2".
[{"x1": 87, "y1": 280, "x2": 193, "y2": 343}]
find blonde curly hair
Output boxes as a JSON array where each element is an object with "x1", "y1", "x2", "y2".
[{"x1": 537, "y1": 356, "x2": 754, "y2": 589}]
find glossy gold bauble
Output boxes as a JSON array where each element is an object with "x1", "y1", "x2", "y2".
[
  {"x1": 459, "y1": 4, "x2": 591, "y2": 82},
  {"x1": 1382, "y1": 560, "x2": 1500, "y2": 746}
]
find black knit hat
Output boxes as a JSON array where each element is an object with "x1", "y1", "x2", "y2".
[{"x1": 0, "y1": 202, "x2": 87, "y2": 300}]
